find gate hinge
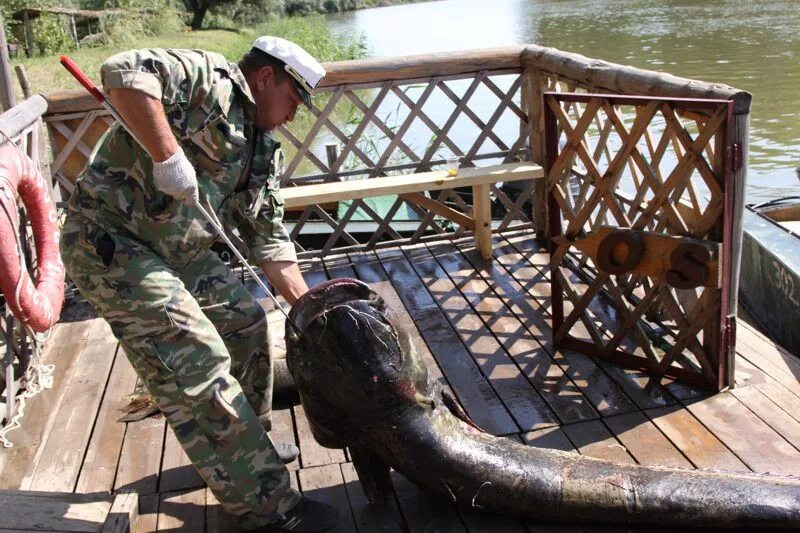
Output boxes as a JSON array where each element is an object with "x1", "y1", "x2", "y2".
[
  {"x1": 723, "y1": 314, "x2": 737, "y2": 387},
  {"x1": 727, "y1": 143, "x2": 743, "y2": 172},
  {"x1": 725, "y1": 315, "x2": 737, "y2": 355}
]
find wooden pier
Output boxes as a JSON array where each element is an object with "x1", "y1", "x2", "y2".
[
  {"x1": 1, "y1": 230, "x2": 798, "y2": 532},
  {"x1": 1, "y1": 37, "x2": 787, "y2": 531}
]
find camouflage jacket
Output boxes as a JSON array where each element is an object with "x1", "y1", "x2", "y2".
[{"x1": 67, "y1": 48, "x2": 296, "y2": 270}]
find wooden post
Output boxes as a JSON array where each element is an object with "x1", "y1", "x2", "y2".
[
  {"x1": 28, "y1": 112, "x2": 56, "y2": 209},
  {"x1": 325, "y1": 143, "x2": 340, "y2": 181},
  {"x1": 14, "y1": 64, "x2": 31, "y2": 98},
  {"x1": 70, "y1": 15, "x2": 80, "y2": 48},
  {"x1": 524, "y1": 68, "x2": 548, "y2": 240},
  {"x1": 727, "y1": 114, "x2": 749, "y2": 313},
  {"x1": 724, "y1": 112, "x2": 749, "y2": 386},
  {"x1": 473, "y1": 183, "x2": 492, "y2": 259},
  {"x1": 706, "y1": 116, "x2": 727, "y2": 390},
  {"x1": 700, "y1": 103, "x2": 747, "y2": 391},
  {"x1": 102, "y1": 491, "x2": 139, "y2": 532},
  {"x1": 22, "y1": 10, "x2": 34, "y2": 58},
  {"x1": 0, "y1": 15, "x2": 17, "y2": 111}
]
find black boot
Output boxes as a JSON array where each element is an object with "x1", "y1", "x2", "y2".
[{"x1": 255, "y1": 497, "x2": 339, "y2": 532}]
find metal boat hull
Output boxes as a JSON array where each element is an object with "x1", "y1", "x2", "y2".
[{"x1": 740, "y1": 205, "x2": 800, "y2": 356}]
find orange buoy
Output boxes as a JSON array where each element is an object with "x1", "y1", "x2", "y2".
[{"x1": 0, "y1": 143, "x2": 64, "y2": 332}]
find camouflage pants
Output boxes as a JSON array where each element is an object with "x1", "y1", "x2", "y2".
[{"x1": 60, "y1": 211, "x2": 300, "y2": 529}]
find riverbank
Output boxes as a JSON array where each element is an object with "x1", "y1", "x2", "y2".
[
  {"x1": 283, "y1": 0, "x2": 433, "y2": 16},
  {"x1": 7, "y1": 14, "x2": 366, "y2": 100}
]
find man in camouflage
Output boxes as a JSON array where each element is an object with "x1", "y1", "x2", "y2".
[{"x1": 60, "y1": 37, "x2": 338, "y2": 532}]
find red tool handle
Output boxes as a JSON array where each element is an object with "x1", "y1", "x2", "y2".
[{"x1": 60, "y1": 55, "x2": 105, "y2": 103}]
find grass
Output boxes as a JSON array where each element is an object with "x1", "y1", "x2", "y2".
[{"x1": 9, "y1": 15, "x2": 366, "y2": 100}]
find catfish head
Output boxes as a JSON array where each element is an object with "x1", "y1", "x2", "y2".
[{"x1": 286, "y1": 278, "x2": 433, "y2": 448}]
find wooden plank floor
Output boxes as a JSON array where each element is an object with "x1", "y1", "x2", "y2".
[{"x1": 2, "y1": 229, "x2": 800, "y2": 532}]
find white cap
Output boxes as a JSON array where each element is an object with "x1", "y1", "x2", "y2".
[{"x1": 251, "y1": 36, "x2": 326, "y2": 108}]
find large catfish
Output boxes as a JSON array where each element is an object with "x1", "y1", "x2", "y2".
[{"x1": 286, "y1": 278, "x2": 800, "y2": 528}]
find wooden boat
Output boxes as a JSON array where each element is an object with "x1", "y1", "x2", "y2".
[{"x1": 740, "y1": 197, "x2": 800, "y2": 356}]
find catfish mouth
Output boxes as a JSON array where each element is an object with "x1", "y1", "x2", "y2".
[{"x1": 289, "y1": 277, "x2": 379, "y2": 333}]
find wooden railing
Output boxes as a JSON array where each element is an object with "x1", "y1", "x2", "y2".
[
  {"x1": 0, "y1": 43, "x2": 752, "y2": 415},
  {"x1": 39, "y1": 45, "x2": 750, "y2": 257}
]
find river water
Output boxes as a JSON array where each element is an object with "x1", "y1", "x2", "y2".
[{"x1": 326, "y1": 0, "x2": 800, "y2": 202}]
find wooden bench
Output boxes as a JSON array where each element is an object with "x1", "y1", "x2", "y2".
[{"x1": 282, "y1": 162, "x2": 544, "y2": 259}]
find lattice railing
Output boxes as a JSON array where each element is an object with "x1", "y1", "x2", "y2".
[
  {"x1": 45, "y1": 73, "x2": 536, "y2": 261},
  {"x1": 46, "y1": 108, "x2": 114, "y2": 202},
  {"x1": 545, "y1": 93, "x2": 736, "y2": 389},
  {"x1": 273, "y1": 69, "x2": 534, "y2": 257},
  {"x1": 41, "y1": 47, "x2": 750, "y2": 261}
]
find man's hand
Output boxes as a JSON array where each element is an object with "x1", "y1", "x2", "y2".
[{"x1": 152, "y1": 147, "x2": 199, "y2": 205}]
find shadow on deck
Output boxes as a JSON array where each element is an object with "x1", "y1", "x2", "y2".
[{"x1": 2, "y1": 229, "x2": 799, "y2": 532}]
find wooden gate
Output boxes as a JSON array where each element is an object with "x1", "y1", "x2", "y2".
[{"x1": 545, "y1": 93, "x2": 738, "y2": 390}]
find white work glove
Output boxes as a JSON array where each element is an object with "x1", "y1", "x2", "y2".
[{"x1": 152, "y1": 147, "x2": 199, "y2": 205}]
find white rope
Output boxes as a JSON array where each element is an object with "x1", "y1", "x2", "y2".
[{"x1": 0, "y1": 361, "x2": 55, "y2": 448}]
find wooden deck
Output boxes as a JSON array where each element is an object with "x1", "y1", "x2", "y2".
[{"x1": 2, "y1": 229, "x2": 800, "y2": 532}]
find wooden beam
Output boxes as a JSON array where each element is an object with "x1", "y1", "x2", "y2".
[
  {"x1": 102, "y1": 491, "x2": 139, "y2": 533},
  {"x1": 45, "y1": 90, "x2": 104, "y2": 114},
  {"x1": 0, "y1": 95, "x2": 47, "y2": 139},
  {"x1": 3, "y1": 314, "x2": 16, "y2": 423},
  {"x1": 399, "y1": 192, "x2": 475, "y2": 230},
  {"x1": 521, "y1": 45, "x2": 751, "y2": 115},
  {"x1": 0, "y1": 378, "x2": 19, "y2": 423},
  {"x1": 42, "y1": 44, "x2": 752, "y2": 123},
  {"x1": 553, "y1": 226, "x2": 722, "y2": 289},
  {"x1": 721, "y1": 112, "x2": 748, "y2": 387},
  {"x1": 318, "y1": 46, "x2": 526, "y2": 88},
  {"x1": 281, "y1": 162, "x2": 544, "y2": 209}
]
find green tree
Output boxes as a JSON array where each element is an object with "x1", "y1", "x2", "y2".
[
  {"x1": 183, "y1": 0, "x2": 213, "y2": 30},
  {"x1": 206, "y1": 0, "x2": 284, "y2": 27},
  {"x1": 184, "y1": 0, "x2": 277, "y2": 30},
  {"x1": 1, "y1": 0, "x2": 77, "y2": 57}
]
